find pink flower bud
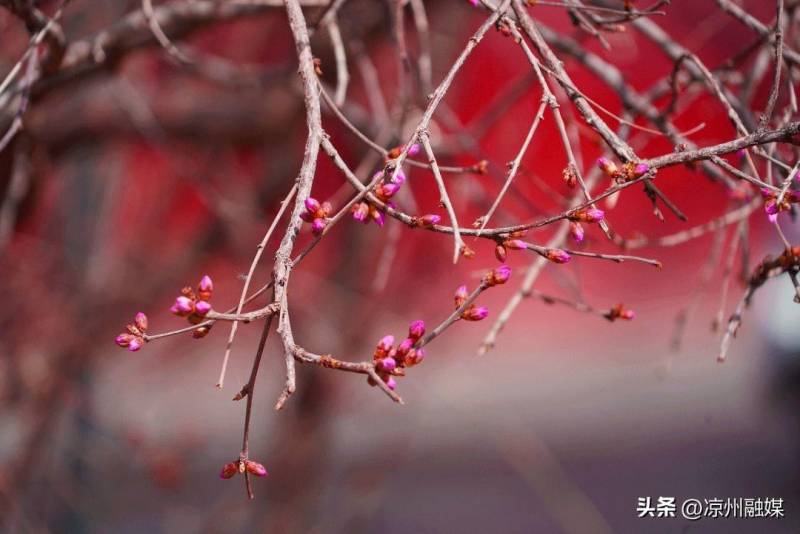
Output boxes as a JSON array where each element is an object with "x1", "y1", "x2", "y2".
[
  {"x1": 128, "y1": 336, "x2": 144, "y2": 352},
  {"x1": 390, "y1": 169, "x2": 406, "y2": 185},
  {"x1": 454, "y1": 285, "x2": 469, "y2": 307},
  {"x1": 304, "y1": 197, "x2": 321, "y2": 216},
  {"x1": 420, "y1": 214, "x2": 441, "y2": 227},
  {"x1": 408, "y1": 143, "x2": 420, "y2": 156},
  {"x1": 597, "y1": 156, "x2": 618, "y2": 176},
  {"x1": 620, "y1": 309, "x2": 635, "y2": 320},
  {"x1": 173, "y1": 296, "x2": 194, "y2": 315},
  {"x1": 320, "y1": 201, "x2": 333, "y2": 217},
  {"x1": 311, "y1": 218, "x2": 326, "y2": 235},
  {"x1": 384, "y1": 376, "x2": 397, "y2": 390},
  {"x1": 633, "y1": 163, "x2": 650, "y2": 177},
  {"x1": 503, "y1": 239, "x2": 527, "y2": 250},
  {"x1": 462, "y1": 306, "x2": 489, "y2": 321},
  {"x1": 198, "y1": 275, "x2": 213, "y2": 295},
  {"x1": 570, "y1": 222, "x2": 584, "y2": 243},
  {"x1": 377, "y1": 357, "x2": 397, "y2": 373},
  {"x1": 134, "y1": 312, "x2": 148, "y2": 332},
  {"x1": 352, "y1": 202, "x2": 369, "y2": 223},
  {"x1": 736, "y1": 148, "x2": 746, "y2": 158},
  {"x1": 405, "y1": 348, "x2": 425, "y2": 367},
  {"x1": 569, "y1": 208, "x2": 604, "y2": 223},
  {"x1": 377, "y1": 335, "x2": 395, "y2": 353},
  {"x1": 768, "y1": 212, "x2": 778, "y2": 223},
  {"x1": 585, "y1": 208, "x2": 605, "y2": 223},
  {"x1": 397, "y1": 337, "x2": 415, "y2": 356},
  {"x1": 545, "y1": 249, "x2": 571, "y2": 264},
  {"x1": 116, "y1": 333, "x2": 134, "y2": 347},
  {"x1": 371, "y1": 209, "x2": 386, "y2": 227},
  {"x1": 378, "y1": 183, "x2": 401, "y2": 199},
  {"x1": 487, "y1": 265, "x2": 512, "y2": 286},
  {"x1": 245, "y1": 460, "x2": 268, "y2": 477},
  {"x1": 194, "y1": 300, "x2": 212, "y2": 316},
  {"x1": 408, "y1": 320, "x2": 425, "y2": 340},
  {"x1": 494, "y1": 244, "x2": 508, "y2": 262},
  {"x1": 764, "y1": 200, "x2": 779, "y2": 215},
  {"x1": 220, "y1": 462, "x2": 238, "y2": 479}
]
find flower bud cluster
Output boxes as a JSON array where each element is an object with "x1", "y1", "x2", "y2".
[
  {"x1": 219, "y1": 459, "x2": 268, "y2": 480},
  {"x1": 115, "y1": 312, "x2": 149, "y2": 352},
  {"x1": 171, "y1": 275, "x2": 215, "y2": 338},
  {"x1": 300, "y1": 197, "x2": 332, "y2": 235},
  {"x1": 368, "y1": 320, "x2": 427, "y2": 391},
  {"x1": 494, "y1": 230, "x2": 528, "y2": 262},
  {"x1": 352, "y1": 169, "x2": 406, "y2": 227},
  {"x1": 761, "y1": 187, "x2": 800, "y2": 221},
  {"x1": 454, "y1": 285, "x2": 488, "y2": 321},
  {"x1": 597, "y1": 157, "x2": 651, "y2": 183}
]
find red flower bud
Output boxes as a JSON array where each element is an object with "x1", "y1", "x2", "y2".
[
  {"x1": 404, "y1": 348, "x2": 425, "y2": 367},
  {"x1": 495, "y1": 244, "x2": 507, "y2": 262},
  {"x1": 377, "y1": 357, "x2": 397, "y2": 373},
  {"x1": 633, "y1": 163, "x2": 650, "y2": 177},
  {"x1": 172, "y1": 296, "x2": 194, "y2": 316},
  {"x1": 454, "y1": 285, "x2": 469, "y2": 308},
  {"x1": 503, "y1": 239, "x2": 527, "y2": 250},
  {"x1": 115, "y1": 333, "x2": 135, "y2": 347},
  {"x1": 485, "y1": 265, "x2": 512, "y2": 287},
  {"x1": 420, "y1": 214, "x2": 441, "y2": 227},
  {"x1": 198, "y1": 275, "x2": 213, "y2": 299},
  {"x1": 352, "y1": 202, "x2": 369, "y2": 223},
  {"x1": 134, "y1": 312, "x2": 148, "y2": 332},
  {"x1": 128, "y1": 336, "x2": 144, "y2": 352},
  {"x1": 408, "y1": 320, "x2": 425, "y2": 340},
  {"x1": 597, "y1": 156, "x2": 618, "y2": 176},
  {"x1": 193, "y1": 326, "x2": 211, "y2": 339},
  {"x1": 245, "y1": 460, "x2": 268, "y2": 477},
  {"x1": 462, "y1": 306, "x2": 489, "y2": 321},
  {"x1": 384, "y1": 375, "x2": 397, "y2": 391},
  {"x1": 304, "y1": 197, "x2": 321, "y2": 215},
  {"x1": 570, "y1": 222, "x2": 584, "y2": 243},
  {"x1": 397, "y1": 338, "x2": 414, "y2": 356},
  {"x1": 545, "y1": 249, "x2": 571, "y2": 264},
  {"x1": 194, "y1": 300, "x2": 212, "y2": 316},
  {"x1": 311, "y1": 218, "x2": 326, "y2": 235},
  {"x1": 220, "y1": 462, "x2": 238, "y2": 479}
]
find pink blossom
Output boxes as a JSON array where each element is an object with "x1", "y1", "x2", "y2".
[
  {"x1": 570, "y1": 222, "x2": 584, "y2": 243},
  {"x1": 245, "y1": 460, "x2": 268, "y2": 477},
  {"x1": 408, "y1": 320, "x2": 425, "y2": 340},
  {"x1": 503, "y1": 239, "x2": 527, "y2": 250},
  {"x1": 597, "y1": 156, "x2": 618, "y2": 176},
  {"x1": 545, "y1": 249, "x2": 571, "y2": 264},
  {"x1": 462, "y1": 306, "x2": 489, "y2": 321},
  {"x1": 420, "y1": 214, "x2": 441, "y2": 227},
  {"x1": 311, "y1": 218, "x2": 326, "y2": 235},
  {"x1": 134, "y1": 312, "x2": 148, "y2": 332},
  {"x1": 194, "y1": 300, "x2": 212, "y2": 316},
  {"x1": 220, "y1": 462, "x2": 238, "y2": 479},
  {"x1": 172, "y1": 296, "x2": 194, "y2": 315},
  {"x1": 633, "y1": 162, "x2": 650, "y2": 177},
  {"x1": 198, "y1": 275, "x2": 213, "y2": 295}
]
